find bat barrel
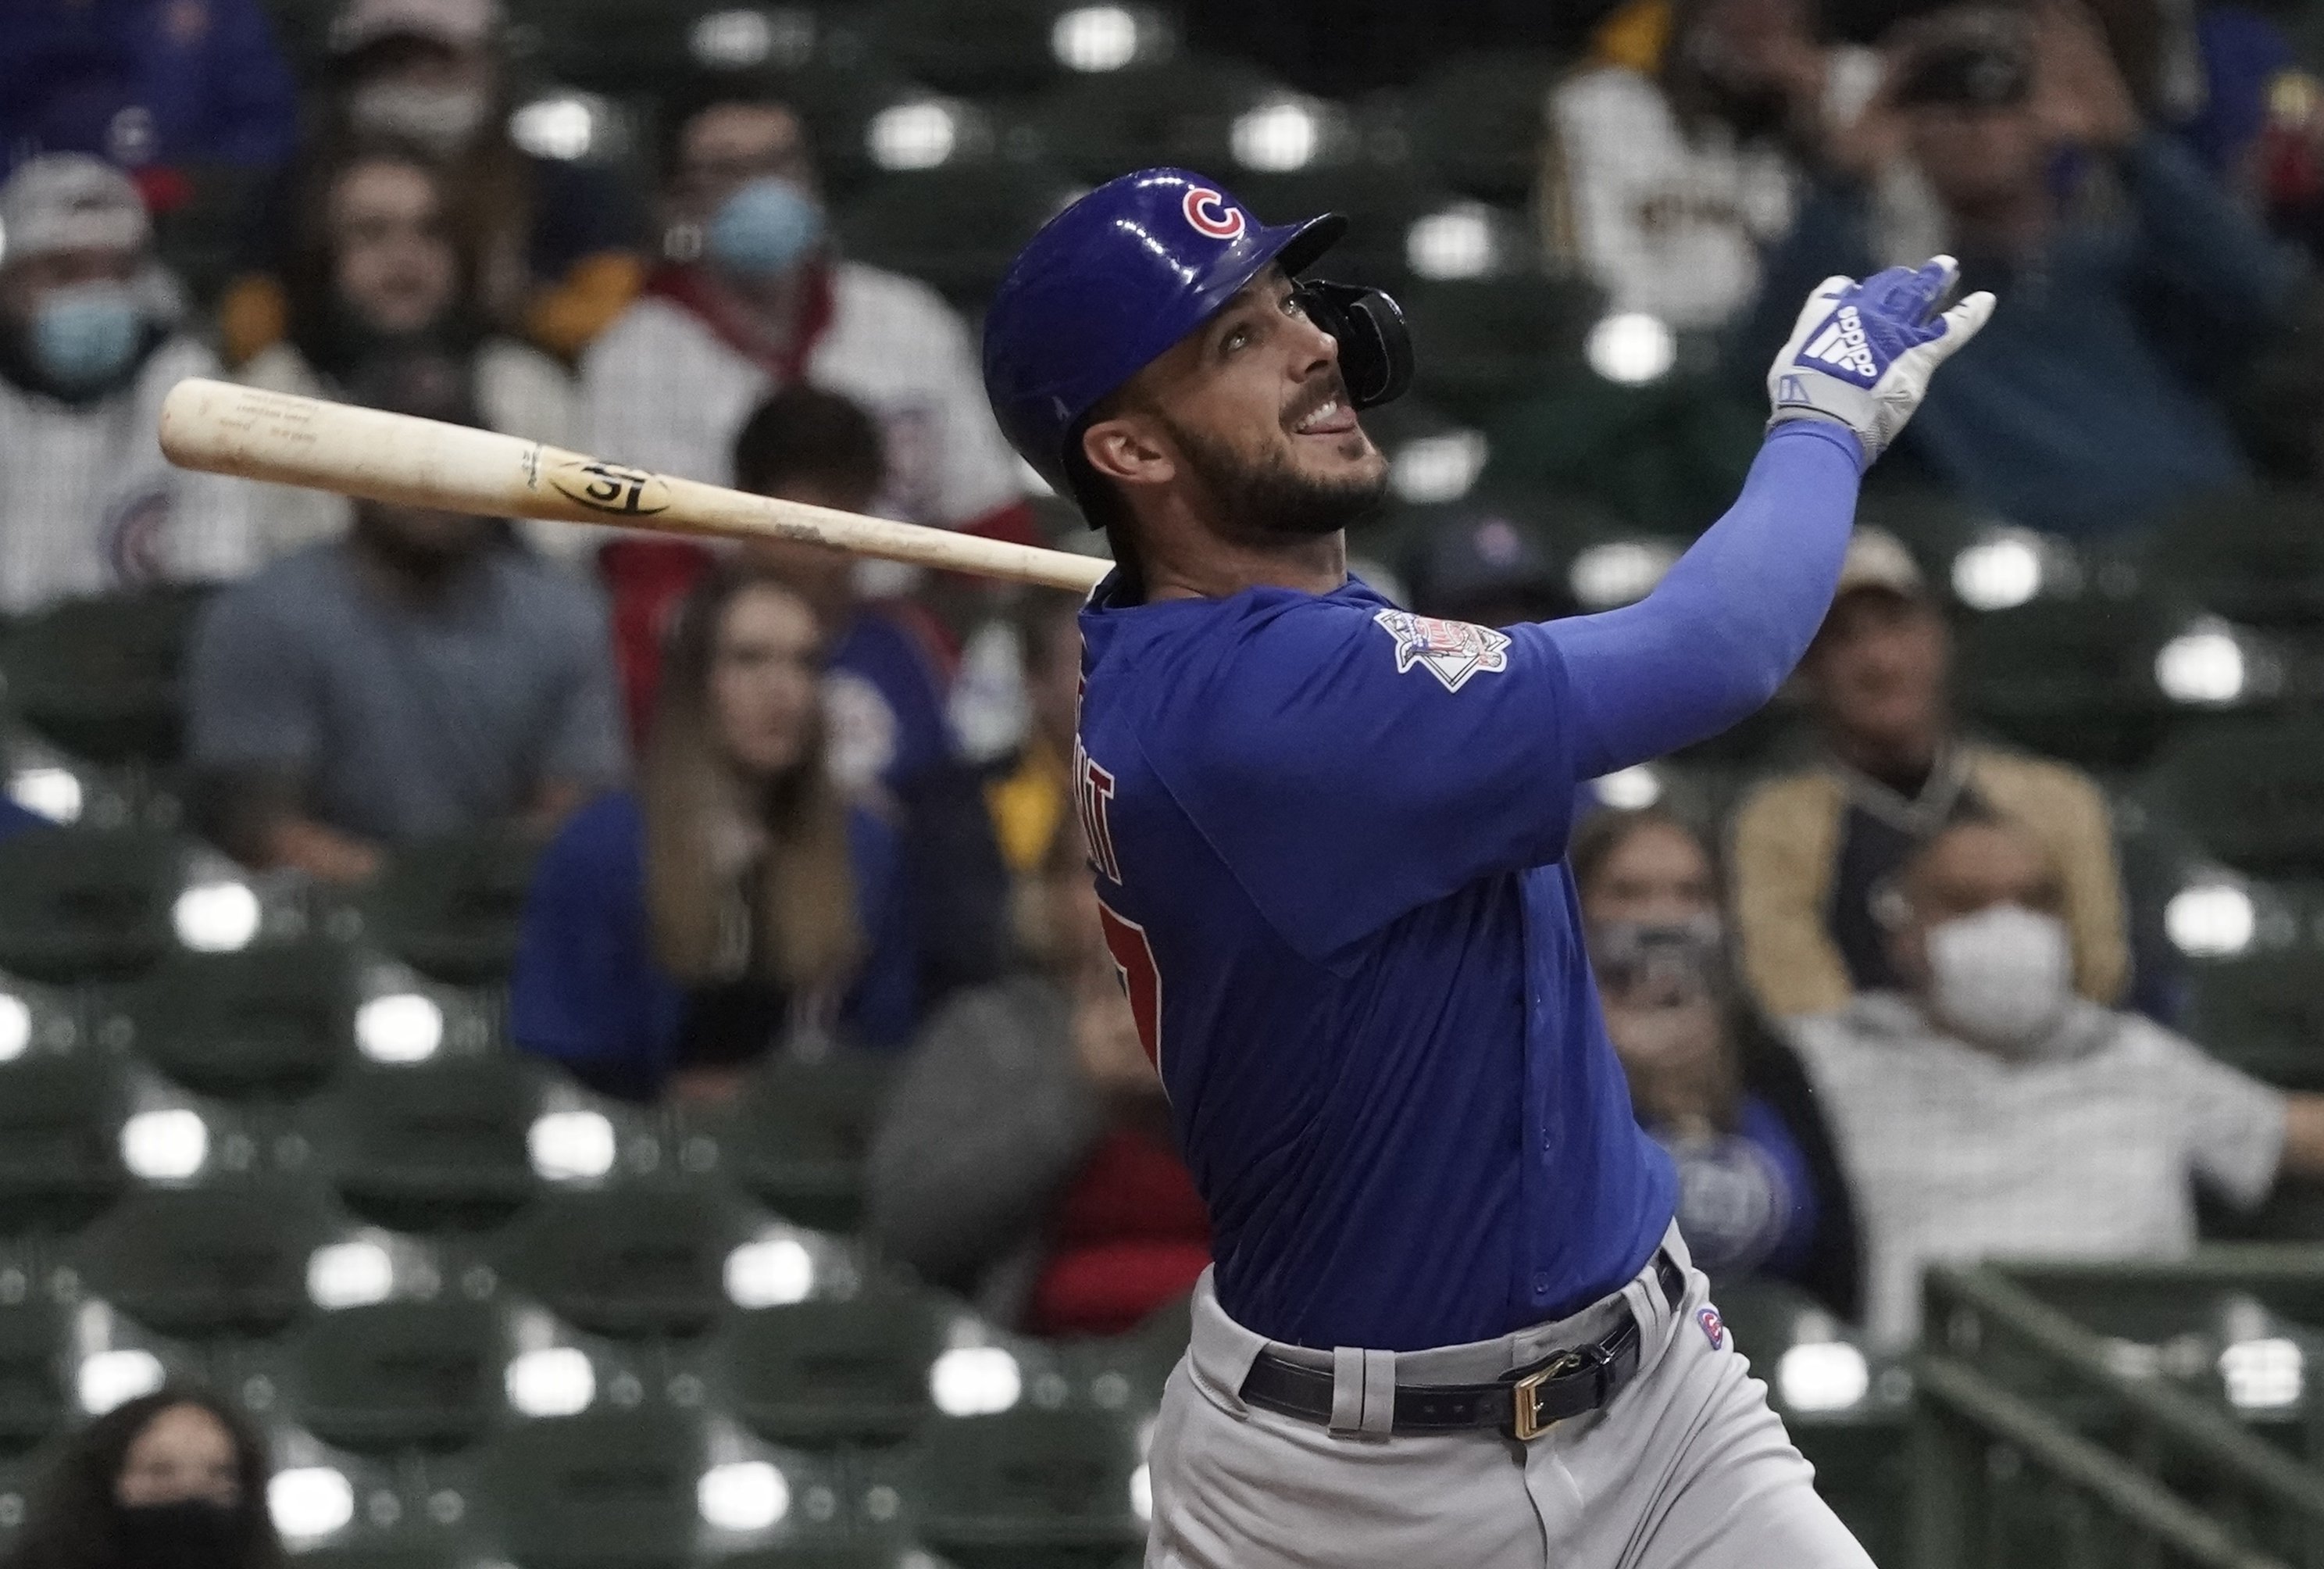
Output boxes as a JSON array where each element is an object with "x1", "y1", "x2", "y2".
[{"x1": 158, "y1": 377, "x2": 1109, "y2": 593}]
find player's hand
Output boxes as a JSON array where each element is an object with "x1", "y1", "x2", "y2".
[{"x1": 1765, "y1": 257, "x2": 1996, "y2": 464}]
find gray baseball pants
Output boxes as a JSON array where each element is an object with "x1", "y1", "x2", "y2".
[{"x1": 1143, "y1": 1224, "x2": 1875, "y2": 1568}]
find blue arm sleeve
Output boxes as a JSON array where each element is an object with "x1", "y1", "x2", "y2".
[{"x1": 1545, "y1": 420, "x2": 1863, "y2": 779}]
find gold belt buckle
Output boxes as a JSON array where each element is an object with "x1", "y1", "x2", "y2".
[{"x1": 1509, "y1": 1349, "x2": 1587, "y2": 1442}]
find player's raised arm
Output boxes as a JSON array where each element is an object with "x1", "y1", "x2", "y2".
[{"x1": 1547, "y1": 259, "x2": 1994, "y2": 779}]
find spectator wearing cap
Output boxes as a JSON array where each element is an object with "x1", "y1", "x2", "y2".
[
  {"x1": 236, "y1": 145, "x2": 579, "y2": 560},
  {"x1": 217, "y1": 0, "x2": 645, "y2": 369},
  {"x1": 1733, "y1": 3, "x2": 2299, "y2": 535},
  {"x1": 580, "y1": 92, "x2": 1036, "y2": 544},
  {"x1": 1728, "y1": 527, "x2": 2132, "y2": 1022},
  {"x1": 0, "y1": 154, "x2": 255, "y2": 617},
  {"x1": 0, "y1": 0, "x2": 299, "y2": 188},
  {"x1": 1402, "y1": 509, "x2": 1569, "y2": 630},
  {"x1": 184, "y1": 348, "x2": 624, "y2": 885},
  {"x1": 1790, "y1": 813, "x2": 2324, "y2": 1346},
  {"x1": 1541, "y1": 0, "x2": 1884, "y2": 332}
]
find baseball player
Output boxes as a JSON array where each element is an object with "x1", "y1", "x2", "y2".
[{"x1": 980, "y1": 168, "x2": 1991, "y2": 1567}]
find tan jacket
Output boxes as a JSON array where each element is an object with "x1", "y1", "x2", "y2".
[{"x1": 1730, "y1": 745, "x2": 2129, "y2": 1019}]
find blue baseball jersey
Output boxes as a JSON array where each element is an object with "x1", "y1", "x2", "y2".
[{"x1": 1075, "y1": 573, "x2": 1676, "y2": 1353}]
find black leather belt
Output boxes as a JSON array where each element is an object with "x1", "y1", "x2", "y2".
[{"x1": 1239, "y1": 1253, "x2": 1687, "y2": 1442}]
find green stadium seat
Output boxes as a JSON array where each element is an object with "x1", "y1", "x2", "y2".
[
  {"x1": 837, "y1": 165, "x2": 1083, "y2": 309},
  {"x1": 497, "y1": 1186, "x2": 755, "y2": 1340},
  {"x1": 109, "y1": 940, "x2": 359, "y2": 1103},
  {"x1": 0, "y1": 828, "x2": 180, "y2": 985},
  {"x1": 1954, "y1": 595, "x2": 2179, "y2": 772},
  {"x1": 1400, "y1": 52, "x2": 1569, "y2": 203},
  {"x1": 287, "y1": 1299, "x2": 508, "y2": 1456},
  {"x1": 911, "y1": 1409, "x2": 1146, "y2": 1569},
  {"x1": 1226, "y1": 167, "x2": 1446, "y2": 295},
  {"x1": 2140, "y1": 488, "x2": 2324, "y2": 633},
  {"x1": 2184, "y1": 939, "x2": 2324, "y2": 1085},
  {"x1": 869, "y1": 0, "x2": 1076, "y2": 94},
  {"x1": 2144, "y1": 716, "x2": 2324, "y2": 877},
  {"x1": 0, "y1": 1447, "x2": 43, "y2": 1556},
  {"x1": 475, "y1": 1406, "x2": 708, "y2": 1569},
  {"x1": 1481, "y1": 370, "x2": 1765, "y2": 534},
  {"x1": 73, "y1": 1181, "x2": 336, "y2": 1340},
  {"x1": 713, "y1": 1294, "x2": 943, "y2": 1450},
  {"x1": 1404, "y1": 276, "x2": 1600, "y2": 425},
  {"x1": 0, "y1": 1055, "x2": 127, "y2": 1238},
  {"x1": 708, "y1": 1053, "x2": 896, "y2": 1234},
  {"x1": 1029, "y1": 56, "x2": 1286, "y2": 184},
  {"x1": 0, "y1": 1298, "x2": 69, "y2": 1453},
  {"x1": 359, "y1": 832, "x2": 541, "y2": 987},
  {"x1": 307, "y1": 1057, "x2": 544, "y2": 1235},
  {"x1": 0, "y1": 588, "x2": 212, "y2": 769},
  {"x1": 288, "y1": 1542, "x2": 473, "y2": 1569}
]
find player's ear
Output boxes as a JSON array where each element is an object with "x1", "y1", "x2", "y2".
[{"x1": 1081, "y1": 413, "x2": 1175, "y2": 492}]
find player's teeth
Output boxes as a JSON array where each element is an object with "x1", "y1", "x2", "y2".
[{"x1": 1298, "y1": 399, "x2": 1338, "y2": 432}]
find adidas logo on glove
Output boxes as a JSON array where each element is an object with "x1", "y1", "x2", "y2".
[{"x1": 1799, "y1": 306, "x2": 1880, "y2": 384}]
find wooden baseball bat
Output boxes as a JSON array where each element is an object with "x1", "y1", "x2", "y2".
[{"x1": 157, "y1": 377, "x2": 1110, "y2": 593}]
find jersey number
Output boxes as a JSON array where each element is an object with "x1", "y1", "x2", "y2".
[{"x1": 1096, "y1": 900, "x2": 1163, "y2": 1074}]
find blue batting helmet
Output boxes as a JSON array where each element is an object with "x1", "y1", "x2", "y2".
[{"x1": 980, "y1": 166, "x2": 1408, "y2": 513}]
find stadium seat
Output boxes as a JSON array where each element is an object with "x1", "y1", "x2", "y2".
[
  {"x1": 497, "y1": 1186, "x2": 755, "y2": 1340},
  {"x1": 110, "y1": 940, "x2": 359, "y2": 1103},
  {"x1": 287, "y1": 1299, "x2": 508, "y2": 1456},
  {"x1": 708, "y1": 1053, "x2": 895, "y2": 1234},
  {"x1": 1404, "y1": 276, "x2": 1603, "y2": 425},
  {"x1": 359, "y1": 832, "x2": 541, "y2": 987},
  {"x1": 0, "y1": 1054, "x2": 127, "y2": 1238},
  {"x1": 910, "y1": 1408, "x2": 1147, "y2": 1569},
  {"x1": 475, "y1": 1406, "x2": 708, "y2": 1569},
  {"x1": 2186, "y1": 939, "x2": 2324, "y2": 1086},
  {"x1": 713, "y1": 1294, "x2": 943, "y2": 1450},
  {"x1": 307, "y1": 1057, "x2": 544, "y2": 1235},
  {"x1": 0, "y1": 828, "x2": 180, "y2": 985},
  {"x1": 2140, "y1": 488, "x2": 2324, "y2": 633},
  {"x1": 73, "y1": 1181, "x2": 337, "y2": 1341},
  {"x1": 1954, "y1": 595, "x2": 2179, "y2": 772},
  {"x1": 2144, "y1": 716, "x2": 2324, "y2": 877},
  {"x1": 0, "y1": 1297, "x2": 69, "y2": 1452},
  {"x1": 1028, "y1": 56, "x2": 1287, "y2": 185},
  {"x1": 1226, "y1": 167, "x2": 1448, "y2": 295},
  {"x1": 1481, "y1": 370, "x2": 1764, "y2": 534},
  {"x1": 837, "y1": 165, "x2": 1084, "y2": 310},
  {"x1": 1399, "y1": 52, "x2": 1569, "y2": 204},
  {"x1": 868, "y1": 0, "x2": 1079, "y2": 94},
  {"x1": 0, "y1": 588, "x2": 212, "y2": 770},
  {"x1": 289, "y1": 1542, "x2": 474, "y2": 1569}
]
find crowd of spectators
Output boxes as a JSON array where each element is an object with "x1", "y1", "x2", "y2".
[{"x1": 1, "y1": 0, "x2": 2321, "y2": 1373}]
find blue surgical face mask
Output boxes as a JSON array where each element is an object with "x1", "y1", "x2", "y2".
[
  {"x1": 29, "y1": 281, "x2": 143, "y2": 391},
  {"x1": 706, "y1": 177, "x2": 823, "y2": 280}
]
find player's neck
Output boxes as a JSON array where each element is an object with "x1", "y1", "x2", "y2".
[{"x1": 1144, "y1": 531, "x2": 1348, "y2": 602}]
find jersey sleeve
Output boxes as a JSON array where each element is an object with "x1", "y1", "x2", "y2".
[
  {"x1": 2151, "y1": 1026, "x2": 2287, "y2": 1209},
  {"x1": 1141, "y1": 595, "x2": 1579, "y2": 967}
]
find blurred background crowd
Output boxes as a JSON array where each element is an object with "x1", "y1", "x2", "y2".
[{"x1": 2, "y1": 0, "x2": 2324, "y2": 1563}]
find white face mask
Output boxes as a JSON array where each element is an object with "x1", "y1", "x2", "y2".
[
  {"x1": 1924, "y1": 903, "x2": 2073, "y2": 1054},
  {"x1": 349, "y1": 80, "x2": 489, "y2": 155}
]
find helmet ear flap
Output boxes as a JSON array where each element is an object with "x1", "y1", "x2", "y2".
[{"x1": 1294, "y1": 279, "x2": 1413, "y2": 410}]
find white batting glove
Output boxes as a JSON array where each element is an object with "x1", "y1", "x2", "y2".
[{"x1": 1766, "y1": 256, "x2": 1996, "y2": 465}]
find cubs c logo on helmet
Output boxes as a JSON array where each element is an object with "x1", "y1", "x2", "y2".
[{"x1": 1182, "y1": 187, "x2": 1246, "y2": 240}]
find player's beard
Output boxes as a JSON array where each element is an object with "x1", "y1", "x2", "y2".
[{"x1": 1158, "y1": 410, "x2": 1389, "y2": 542}]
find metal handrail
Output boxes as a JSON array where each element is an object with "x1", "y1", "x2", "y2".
[
  {"x1": 1913, "y1": 1356, "x2": 2290, "y2": 1569},
  {"x1": 1925, "y1": 1263, "x2": 2324, "y2": 1522}
]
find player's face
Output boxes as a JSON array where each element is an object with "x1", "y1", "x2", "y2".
[
  {"x1": 1101, "y1": 269, "x2": 1390, "y2": 541},
  {"x1": 711, "y1": 583, "x2": 824, "y2": 779},
  {"x1": 1806, "y1": 588, "x2": 1948, "y2": 755}
]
